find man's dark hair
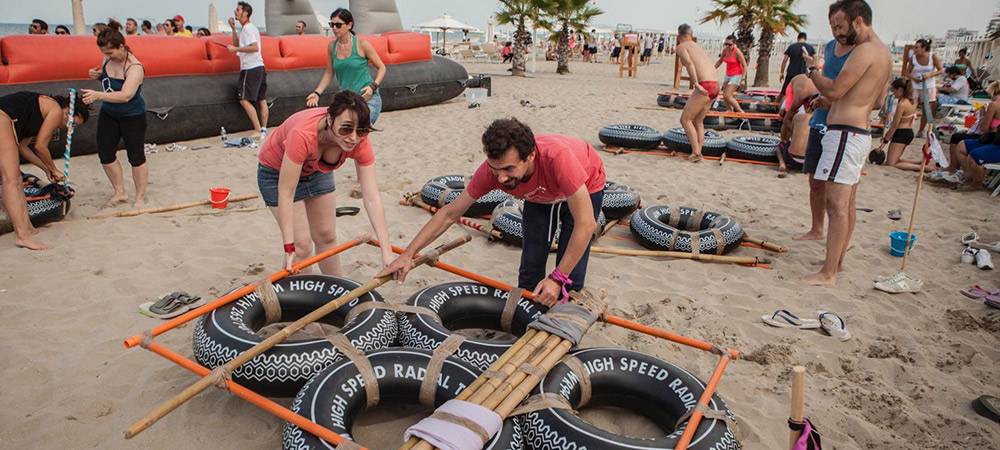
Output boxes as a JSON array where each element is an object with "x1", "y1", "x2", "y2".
[
  {"x1": 958, "y1": 47, "x2": 967, "y2": 56},
  {"x1": 126, "y1": 18, "x2": 137, "y2": 26},
  {"x1": 197, "y1": 27, "x2": 211, "y2": 36},
  {"x1": 52, "y1": 93, "x2": 90, "y2": 124},
  {"x1": 237, "y1": 1, "x2": 253, "y2": 17},
  {"x1": 55, "y1": 25, "x2": 70, "y2": 34},
  {"x1": 142, "y1": 20, "x2": 152, "y2": 31},
  {"x1": 296, "y1": 20, "x2": 307, "y2": 27},
  {"x1": 797, "y1": 32, "x2": 807, "y2": 40},
  {"x1": 32, "y1": 19, "x2": 49, "y2": 31},
  {"x1": 946, "y1": 65, "x2": 962, "y2": 76},
  {"x1": 678, "y1": 24, "x2": 692, "y2": 37},
  {"x1": 327, "y1": 90, "x2": 372, "y2": 132},
  {"x1": 482, "y1": 118, "x2": 536, "y2": 160},
  {"x1": 915, "y1": 38, "x2": 932, "y2": 50},
  {"x1": 829, "y1": 0, "x2": 872, "y2": 26}
]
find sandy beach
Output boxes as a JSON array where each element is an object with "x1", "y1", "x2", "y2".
[{"x1": 1, "y1": 56, "x2": 998, "y2": 450}]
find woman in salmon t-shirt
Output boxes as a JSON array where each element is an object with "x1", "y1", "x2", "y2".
[{"x1": 257, "y1": 90, "x2": 393, "y2": 274}]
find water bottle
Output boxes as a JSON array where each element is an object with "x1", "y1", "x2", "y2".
[{"x1": 220, "y1": 127, "x2": 228, "y2": 144}]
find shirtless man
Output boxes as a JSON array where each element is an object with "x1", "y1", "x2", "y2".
[
  {"x1": 802, "y1": 0, "x2": 892, "y2": 286},
  {"x1": 777, "y1": 74, "x2": 818, "y2": 176},
  {"x1": 675, "y1": 24, "x2": 720, "y2": 163}
]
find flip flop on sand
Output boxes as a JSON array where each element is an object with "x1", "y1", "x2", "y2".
[
  {"x1": 139, "y1": 291, "x2": 204, "y2": 319},
  {"x1": 336, "y1": 206, "x2": 360, "y2": 217},
  {"x1": 960, "y1": 284, "x2": 998, "y2": 300},
  {"x1": 761, "y1": 310, "x2": 821, "y2": 329},
  {"x1": 987, "y1": 296, "x2": 1000, "y2": 310},
  {"x1": 961, "y1": 231, "x2": 979, "y2": 245},
  {"x1": 887, "y1": 209, "x2": 902, "y2": 220},
  {"x1": 972, "y1": 395, "x2": 1000, "y2": 422},
  {"x1": 818, "y1": 311, "x2": 851, "y2": 341}
]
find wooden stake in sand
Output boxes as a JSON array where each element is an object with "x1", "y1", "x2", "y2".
[
  {"x1": 788, "y1": 365, "x2": 806, "y2": 449},
  {"x1": 742, "y1": 236, "x2": 789, "y2": 253},
  {"x1": 89, "y1": 194, "x2": 258, "y2": 219},
  {"x1": 590, "y1": 245, "x2": 771, "y2": 265},
  {"x1": 123, "y1": 234, "x2": 471, "y2": 440}
]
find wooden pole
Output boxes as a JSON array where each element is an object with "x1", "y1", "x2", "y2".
[
  {"x1": 403, "y1": 193, "x2": 502, "y2": 239},
  {"x1": 742, "y1": 236, "x2": 789, "y2": 253},
  {"x1": 124, "y1": 234, "x2": 471, "y2": 439},
  {"x1": 788, "y1": 366, "x2": 806, "y2": 449},
  {"x1": 589, "y1": 245, "x2": 770, "y2": 265},
  {"x1": 89, "y1": 194, "x2": 258, "y2": 219},
  {"x1": 675, "y1": 352, "x2": 735, "y2": 450},
  {"x1": 900, "y1": 152, "x2": 928, "y2": 271}
]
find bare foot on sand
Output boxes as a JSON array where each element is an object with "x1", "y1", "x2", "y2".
[
  {"x1": 688, "y1": 153, "x2": 703, "y2": 163},
  {"x1": 104, "y1": 193, "x2": 128, "y2": 208},
  {"x1": 15, "y1": 235, "x2": 49, "y2": 250},
  {"x1": 794, "y1": 231, "x2": 824, "y2": 241},
  {"x1": 133, "y1": 198, "x2": 145, "y2": 209},
  {"x1": 802, "y1": 271, "x2": 836, "y2": 286}
]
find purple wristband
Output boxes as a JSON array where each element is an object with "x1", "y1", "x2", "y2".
[{"x1": 548, "y1": 268, "x2": 573, "y2": 304}]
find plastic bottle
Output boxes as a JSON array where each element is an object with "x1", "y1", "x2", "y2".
[{"x1": 220, "y1": 127, "x2": 228, "y2": 144}]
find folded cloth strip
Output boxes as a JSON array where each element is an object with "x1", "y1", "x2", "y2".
[
  {"x1": 527, "y1": 289, "x2": 605, "y2": 346},
  {"x1": 403, "y1": 399, "x2": 502, "y2": 450}
]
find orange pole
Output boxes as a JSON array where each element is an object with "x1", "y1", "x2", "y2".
[
  {"x1": 142, "y1": 342, "x2": 362, "y2": 449},
  {"x1": 675, "y1": 351, "x2": 737, "y2": 450},
  {"x1": 124, "y1": 234, "x2": 370, "y2": 348}
]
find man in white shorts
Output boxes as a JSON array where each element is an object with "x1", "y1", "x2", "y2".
[{"x1": 803, "y1": 0, "x2": 891, "y2": 286}]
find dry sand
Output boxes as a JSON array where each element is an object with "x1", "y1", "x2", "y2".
[{"x1": 1, "y1": 57, "x2": 998, "y2": 450}]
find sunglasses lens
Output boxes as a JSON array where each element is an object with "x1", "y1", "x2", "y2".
[{"x1": 337, "y1": 126, "x2": 354, "y2": 136}]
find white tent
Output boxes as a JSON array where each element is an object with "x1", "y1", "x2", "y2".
[{"x1": 416, "y1": 14, "x2": 478, "y2": 52}]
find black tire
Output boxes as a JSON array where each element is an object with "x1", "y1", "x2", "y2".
[
  {"x1": 4, "y1": 182, "x2": 72, "y2": 231},
  {"x1": 661, "y1": 128, "x2": 726, "y2": 157},
  {"x1": 755, "y1": 102, "x2": 779, "y2": 114},
  {"x1": 598, "y1": 124, "x2": 662, "y2": 149},
  {"x1": 283, "y1": 347, "x2": 524, "y2": 450},
  {"x1": 671, "y1": 96, "x2": 688, "y2": 108},
  {"x1": 726, "y1": 135, "x2": 781, "y2": 162},
  {"x1": 601, "y1": 181, "x2": 641, "y2": 220},
  {"x1": 521, "y1": 347, "x2": 740, "y2": 450},
  {"x1": 193, "y1": 275, "x2": 397, "y2": 397},
  {"x1": 490, "y1": 198, "x2": 607, "y2": 247},
  {"x1": 656, "y1": 94, "x2": 674, "y2": 107},
  {"x1": 398, "y1": 282, "x2": 548, "y2": 370},
  {"x1": 420, "y1": 175, "x2": 511, "y2": 218},
  {"x1": 629, "y1": 205, "x2": 744, "y2": 254}
]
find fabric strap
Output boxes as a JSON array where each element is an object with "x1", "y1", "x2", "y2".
[
  {"x1": 419, "y1": 334, "x2": 466, "y2": 407},
  {"x1": 510, "y1": 393, "x2": 576, "y2": 416},
  {"x1": 501, "y1": 287, "x2": 524, "y2": 332},
  {"x1": 691, "y1": 231, "x2": 702, "y2": 255},
  {"x1": 559, "y1": 355, "x2": 592, "y2": 408},
  {"x1": 667, "y1": 206, "x2": 682, "y2": 228},
  {"x1": 665, "y1": 229, "x2": 679, "y2": 251},
  {"x1": 674, "y1": 403, "x2": 743, "y2": 441},
  {"x1": 689, "y1": 209, "x2": 706, "y2": 232},
  {"x1": 255, "y1": 278, "x2": 281, "y2": 325},
  {"x1": 788, "y1": 417, "x2": 822, "y2": 450},
  {"x1": 711, "y1": 228, "x2": 726, "y2": 255},
  {"x1": 429, "y1": 411, "x2": 490, "y2": 443},
  {"x1": 325, "y1": 333, "x2": 380, "y2": 408}
]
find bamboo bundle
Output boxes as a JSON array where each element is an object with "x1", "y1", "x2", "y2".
[
  {"x1": 124, "y1": 234, "x2": 471, "y2": 440},
  {"x1": 399, "y1": 293, "x2": 603, "y2": 450}
]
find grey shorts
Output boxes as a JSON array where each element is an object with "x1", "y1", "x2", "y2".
[
  {"x1": 257, "y1": 164, "x2": 335, "y2": 207},
  {"x1": 238, "y1": 66, "x2": 268, "y2": 103}
]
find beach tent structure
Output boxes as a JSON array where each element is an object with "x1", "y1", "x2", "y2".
[
  {"x1": 416, "y1": 14, "x2": 478, "y2": 53},
  {"x1": 264, "y1": 0, "x2": 403, "y2": 35}
]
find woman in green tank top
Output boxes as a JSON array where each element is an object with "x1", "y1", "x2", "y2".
[{"x1": 306, "y1": 8, "x2": 387, "y2": 124}]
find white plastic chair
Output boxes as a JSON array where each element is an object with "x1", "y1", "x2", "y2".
[{"x1": 984, "y1": 163, "x2": 1000, "y2": 197}]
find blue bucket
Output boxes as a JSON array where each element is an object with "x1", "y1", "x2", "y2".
[{"x1": 889, "y1": 231, "x2": 917, "y2": 257}]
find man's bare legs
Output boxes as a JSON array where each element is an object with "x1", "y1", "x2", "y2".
[
  {"x1": 680, "y1": 89, "x2": 711, "y2": 162},
  {"x1": 796, "y1": 174, "x2": 826, "y2": 240},
  {"x1": 803, "y1": 182, "x2": 852, "y2": 285},
  {"x1": 240, "y1": 99, "x2": 262, "y2": 133},
  {"x1": 258, "y1": 99, "x2": 270, "y2": 132},
  {"x1": 838, "y1": 184, "x2": 859, "y2": 270}
]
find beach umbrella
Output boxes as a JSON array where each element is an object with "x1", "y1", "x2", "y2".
[
  {"x1": 416, "y1": 13, "x2": 477, "y2": 53},
  {"x1": 72, "y1": 0, "x2": 85, "y2": 35},
  {"x1": 208, "y1": 1, "x2": 219, "y2": 33}
]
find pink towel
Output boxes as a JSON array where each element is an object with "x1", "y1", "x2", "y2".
[{"x1": 403, "y1": 399, "x2": 502, "y2": 450}]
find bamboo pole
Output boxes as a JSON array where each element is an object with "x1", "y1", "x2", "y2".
[
  {"x1": 789, "y1": 366, "x2": 806, "y2": 449},
  {"x1": 89, "y1": 194, "x2": 258, "y2": 219},
  {"x1": 123, "y1": 233, "x2": 370, "y2": 348},
  {"x1": 124, "y1": 235, "x2": 471, "y2": 439},
  {"x1": 590, "y1": 245, "x2": 771, "y2": 265},
  {"x1": 494, "y1": 340, "x2": 575, "y2": 415},
  {"x1": 742, "y1": 236, "x2": 789, "y2": 253},
  {"x1": 900, "y1": 155, "x2": 927, "y2": 271},
  {"x1": 402, "y1": 193, "x2": 503, "y2": 239}
]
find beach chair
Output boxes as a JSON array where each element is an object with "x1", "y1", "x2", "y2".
[
  {"x1": 481, "y1": 43, "x2": 500, "y2": 63},
  {"x1": 457, "y1": 48, "x2": 475, "y2": 62},
  {"x1": 984, "y1": 163, "x2": 1000, "y2": 197}
]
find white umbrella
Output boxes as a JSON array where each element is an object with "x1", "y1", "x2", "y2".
[{"x1": 416, "y1": 14, "x2": 477, "y2": 53}]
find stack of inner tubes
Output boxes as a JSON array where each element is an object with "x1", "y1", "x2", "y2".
[
  {"x1": 420, "y1": 175, "x2": 511, "y2": 217},
  {"x1": 661, "y1": 128, "x2": 727, "y2": 157},
  {"x1": 0, "y1": 174, "x2": 73, "y2": 234},
  {"x1": 598, "y1": 124, "x2": 663, "y2": 149}
]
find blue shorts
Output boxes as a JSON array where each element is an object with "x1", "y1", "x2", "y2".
[
  {"x1": 724, "y1": 74, "x2": 742, "y2": 86},
  {"x1": 367, "y1": 92, "x2": 382, "y2": 125},
  {"x1": 257, "y1": 164, "x2": 335, "y2": 207},
  {"x1": 964, "y1": 139, "x2": 1000, "y2": 165}
]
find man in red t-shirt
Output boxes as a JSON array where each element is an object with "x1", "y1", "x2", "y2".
[{"x1": 380, "y1": 118, "x2": 606, "y2": 306}]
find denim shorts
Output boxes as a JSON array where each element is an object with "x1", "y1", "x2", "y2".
[
  {"x1": 724, "y1": 74, "x2": 743, "y2": 86},
  {"x1": 368, "y1": 92, "x2": 382, "y2": 125},
  {"x1": 257, "y1": 164, "x2": 335, "y2": 207}
]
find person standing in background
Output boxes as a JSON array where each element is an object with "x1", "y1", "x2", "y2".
[
  {"x1": 174, "y1": 15, "x2": 193, "y2": 37},
  {"x1": 229, "y1": 1, "x2": 269, "y2": 140},
  {"x1": 55, "y1": 25, "x2": 71, "y2": 35},
  {"x1": 903, "y1": 38, "x2": 942, "y2": 135},
  {"x1": 29, "y1": 19, "x2": 49, "y2": 34},
  {"x1": 295, "y1": 20, "x2": 307, "y2": 35},
  {"x1": 125, "y1": 18, "x2": 139, "y2": 35},
  {"x1": 778, "y1": 32, "x2": 816, "y2": 107}
]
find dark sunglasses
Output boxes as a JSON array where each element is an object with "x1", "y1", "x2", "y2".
[
  {"x1": 329, "y1": 22, "x2": 346, "y2": 29},
  {"x1": 331, "y1": 123, "x2": 370, "y2": 138},
  {"x1": 724, "y1": 42, "x2": 733, "y2": 46}
]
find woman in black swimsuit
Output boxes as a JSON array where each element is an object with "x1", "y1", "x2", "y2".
[
  {"x1": 0, "y1": 91, "x2": 89, "y2": 250},
  {"x1": 879, "y1": 78, "x2": 923, "y2": 171}
]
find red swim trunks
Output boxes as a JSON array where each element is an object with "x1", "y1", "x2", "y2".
[{"x1": 698, "y1": 81, "x2": 719, "y2": 100}]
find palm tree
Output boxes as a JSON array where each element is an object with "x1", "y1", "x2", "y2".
[
  {"x1": 700, "y1": 0, "x2": 757, "y2": 58},
  {"x1": 496, "y1": 0, "x2": 542, "y2": 77},
  {"x1": 537, "y1": 0, "x2": 603, "y2": 74}
]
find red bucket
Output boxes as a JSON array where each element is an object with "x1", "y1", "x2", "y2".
[
  {"x1": 209, "y1": 187, "x2": 231, "y2": 209},
  {"x1": 965, "y1": 114, "x2": 976, "y2": 128}
]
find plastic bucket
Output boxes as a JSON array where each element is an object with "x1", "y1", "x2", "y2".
[
  {"x1": 889, "y1": 231, "x2": 916, "y2": 257},
  {"x1": 465, "y1": 88, "x2": 487, "y2": 106},
  {"x1": 210, "y1": 187, "x2": 231, "y2": 209}
]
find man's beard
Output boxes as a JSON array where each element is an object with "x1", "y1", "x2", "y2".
[{"x1": 836, "y1": 23, "x2": 858, "y2": 46}]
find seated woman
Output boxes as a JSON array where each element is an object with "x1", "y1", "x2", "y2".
[
  {"x1": 257, "y1": 90, "x2": 393, "y2": 273},
  {"x1": 879, "y1": 78, "x2": 923, "y2": 171},
  {"x1": 953, "y1": 133, "x2": 1000, "y2": 191},
  {"x1": 0, "y1": 91, "x2": 89, "y2": 250},
  {"x1": 929, "y1": 81, "x2": 1000, "y2": 182}
]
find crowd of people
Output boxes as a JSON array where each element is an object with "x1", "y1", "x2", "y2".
[{"x1": 28, "y1": 15, "x2": 214, "y2": 38}]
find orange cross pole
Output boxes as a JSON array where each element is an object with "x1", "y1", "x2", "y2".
[
  {"x1": 675, "y1": 351, "x2": 738, "y2": 450},
  {"x1": 123, "y1": 233, "x2": 371, "y2": 348}
]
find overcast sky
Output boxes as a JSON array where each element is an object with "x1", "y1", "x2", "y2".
[{"x1": 6, "y1": 0, "x2": 997, "y2": 41}]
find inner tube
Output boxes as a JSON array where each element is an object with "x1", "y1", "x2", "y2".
[
  {"x1": 656, "y1": 93, "x2": 674, "y2": 108},
  {"x1": 0, "y1": 181, "x2": 72, "y2": 235},
  {"x1": 193, "y1": 275, "x2": 398, "y2": 397},
  {"x1": 660, "y1": 128, "x2": 726, "y2": 157},
  {"x1": 521, "y1": 347, "x2": 740, "y2": 450},
  {"x1": 629, "y1": 205, "x2": 744, "y2": 254},
  {"x1": 490, "y1": 198, "x2": 607, "y2": 247},
  {"x1": 671, "y1": 96, "x2": 688, "y2": 108},
  {"x1": 398, "y1": 282, "x2": 547, "y2": 370},
  {"x1": 598, "y1": 124, "x2": 662, "y2": 150},
  {"x1": 283, "y1": 347, "x2": 524, "y2": 450},
  {"x1": 420, "y1": 175, "x2": 511, "y2": 218},
  {"x1": 601, "y1": 181, "x2": 641, "y2": 220},
  {"x1": 726, "y1": 135, "x2": 780, "y2": 162}
]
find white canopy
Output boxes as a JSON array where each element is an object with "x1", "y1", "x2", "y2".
[{"x1": 416, "y1": 14, "x2": 478, "y2": 32}]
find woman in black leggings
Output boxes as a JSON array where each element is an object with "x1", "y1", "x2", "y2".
[
  {"x1": 81, "y1": 19, "x2": 148, "y2": 208},
  {"x1": 0, "y1": 92, "x2": 88, "y2": 250}
]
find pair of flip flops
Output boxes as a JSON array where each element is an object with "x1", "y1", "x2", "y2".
[
  {"x1": 960, "y1": 284, "x2": 1000, "y2": 309},
  {"x1": 761, "y1": 310, "x2": 851, "y2": 341},
  {"x1": 139, "y1": 291, "x2": 204, "y2": 319}
]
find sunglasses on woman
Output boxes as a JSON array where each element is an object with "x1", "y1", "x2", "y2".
[
  {"x1": 330, "y1": 123, "x2": 371, "y2": 138},
  {"x1": 329, "y1": 22, "x2": 346, "y2": 29}
]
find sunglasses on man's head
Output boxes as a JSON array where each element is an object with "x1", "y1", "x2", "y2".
[{"x1": 330, "y1": 22, "x2": 346, "y2": 29}]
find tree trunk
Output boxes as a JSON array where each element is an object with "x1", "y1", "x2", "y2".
[
  {"x1": 735, "y1": 12, "x2": 755, "y2": 58},
  {"x1": 754, "y1": 27, "x2": 774, "y2": 87},
  {"x1": 511, "y1": 18, "x2": 527, "y2": 77},
  {"x1": 556, "y1": 23, "x2": 570, "y2": 74}
]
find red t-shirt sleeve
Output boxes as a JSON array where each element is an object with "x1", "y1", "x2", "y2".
[
  {"x1": 349, "y1": 137, "x2": 375, "y2": 167},
  {"x1": 465, "y1": 162, "x2": 500, "y2": 200},
  {"x1": 550, "y1": 146, "x2": 588, "y2": 197},
  {"x1": 283, "y1": 130, "x2": 311, "y2": 165}
]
